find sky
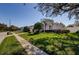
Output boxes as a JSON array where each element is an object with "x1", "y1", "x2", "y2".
[{"x1": 0, "y1": 3, "x2": 76, "y2": 27}]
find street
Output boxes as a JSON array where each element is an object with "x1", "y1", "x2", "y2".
[{"x1": 0, "y1": 32, "x2": 7, "y2": 44}]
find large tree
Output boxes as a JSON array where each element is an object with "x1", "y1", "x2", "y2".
[
  {"x1": 36, "y1": 3, "x2": 79, "y2": 20},
  {"x1": 34, "y1": 22, "x2": 43, "y2": 33}
]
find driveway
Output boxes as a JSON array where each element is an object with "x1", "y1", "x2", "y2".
[{"x1": 0, "y1": 32, "x2": 7, "y2": 44}]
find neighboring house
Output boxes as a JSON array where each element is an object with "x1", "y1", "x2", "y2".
[
  {"x1": 67, "y1": 23, "x2": 79, "y2": 33},
  {"x1": 29, "y1": 19, "x2": 65, "y2": 32},
  {"x1": 66, "y1": 20, "x2": 79, "y2": 33}
]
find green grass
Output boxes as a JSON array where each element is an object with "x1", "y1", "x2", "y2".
[
  {"x1": 0, "y1": 36, "x2": 27, "y2": 55},
  {"x1": 20, "y1": 32, "x2": 79, "y2": 55}
]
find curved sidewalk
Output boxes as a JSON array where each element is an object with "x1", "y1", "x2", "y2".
[
  {"x1": 0, "y1": 32, "x2": 7, "y2": 44},
  {"x1": 13, "y1": 33, "x2": 47, "y2": 55}
]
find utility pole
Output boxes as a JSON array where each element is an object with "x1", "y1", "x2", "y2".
[
  {"x1": 9, "y1": 19, "x2": 11, "y2": 27},
  {"x1": 7, "y1": 19, "x2": 11, "y2": 35},
  {"x1": 8, "y1": 19, "x2": 11, "y2": 32}
]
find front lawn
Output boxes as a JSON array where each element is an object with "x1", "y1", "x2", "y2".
[
  {"x1": 0, "y1": 36, "x2": 27, "y2": 55},
  {"x1": 19, "y1": 32, "x2": 79, "y2": 55}
]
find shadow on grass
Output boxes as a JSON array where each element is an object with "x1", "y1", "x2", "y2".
[
  {"x1": 29, "y1": 37, "x2": 79, "y2": 55},
  {"x1": 20, "y1": 32, "x2": 79, "y2": 55}
]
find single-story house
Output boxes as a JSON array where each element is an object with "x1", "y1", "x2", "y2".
[{"x1": 29, "y1": 19, "x2": 66, "y2": 33}]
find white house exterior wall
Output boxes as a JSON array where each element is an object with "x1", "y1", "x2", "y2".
[
  {"x1": 52, "y1": 24, "x2": 65, "y2": 30},
  {"x1": 67, "y1": 26, "x2": 79, "y2": 33}
]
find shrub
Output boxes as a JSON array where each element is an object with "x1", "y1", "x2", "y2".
[
  {"x1": 41, "y1": 30, "x2": 70, "y2": 33},
  {"x1": 62, "y1": 30, "x2": 70, "y2": 33},
  {"x1": 76, "y1": 30, "x2": 79, "y2": 33},
  {"x1": 33, "y1": 30, "x2": 39, "y2": 34}
]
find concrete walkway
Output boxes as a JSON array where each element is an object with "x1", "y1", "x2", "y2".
[
  {"x1": 0, "y1": 32, "x2": 7, "y2": 44},
  {"x1": 13, "y1": 33, "x2": 47, "y2": 55}
]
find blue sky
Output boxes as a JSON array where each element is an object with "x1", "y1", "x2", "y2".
[{"x1": 0, "y1": 3, "x2": 76, "y2": 27}]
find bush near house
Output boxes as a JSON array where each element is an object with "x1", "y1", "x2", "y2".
[
  {"x1": 76, "y1": 30, "x2": 79, "y2": 33},
  {"x1": 20, "y1": 32, "x2": 79, "y2": 55},
  {"x1": 41, "y1": 30, "x2": 70, "y2": 33}
]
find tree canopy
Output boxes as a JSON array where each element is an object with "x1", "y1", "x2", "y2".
[
  {"x1": 0, "y1": 23, "x2": 7, "y2": 31},
  {"x1": 34, "y1": 22, "x2": 43, "y2": 30},
  {"x1": 34, "y1": 22, "x2": 43, "y2": 33},
  {"x1": 0, "y1": 23, "x2": 19, "y2": 31},
  {"x1": 36, "y1": 3, "x2": 79, "y2": 20},
  {"x1": 23, "y1": 26, "x2": 30, "y2": 32}
]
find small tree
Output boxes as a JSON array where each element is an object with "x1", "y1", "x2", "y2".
[
  {"x1": 23, "y1": 26, "x2": 30, "y2": 32},
  {"x1": 34, "y1": 22, "x2": 43, "y2": 33}
]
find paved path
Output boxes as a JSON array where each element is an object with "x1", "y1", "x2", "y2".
[
  {"x1": 0, "y1": 32, "x2": 7, "y2": 44},
  {"x1": 13, "y1": 33, "x2": 47, "y2": 55}
]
